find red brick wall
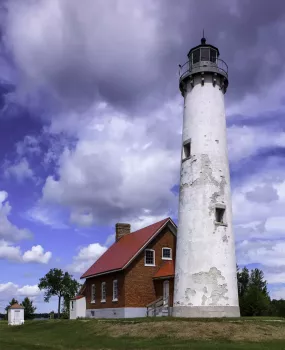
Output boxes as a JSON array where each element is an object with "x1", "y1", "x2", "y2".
[
  {"x1": 85, "y1": 271, "x2": 125, "y2": 309},
  {"x1": 124, "y1": 227, "x2": 176, "y2": 307}
]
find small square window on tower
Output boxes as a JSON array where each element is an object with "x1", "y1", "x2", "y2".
[
  {"x1": 182, "y1": 139, "x2": 191, "y2": 161},
  {"x1": 215, "y1": 207, "x2": 225, "y2": 224}
]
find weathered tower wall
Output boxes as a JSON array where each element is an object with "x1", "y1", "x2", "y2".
[{"x1": 173, "y1": 66, "x2": 240, "y2": 317}]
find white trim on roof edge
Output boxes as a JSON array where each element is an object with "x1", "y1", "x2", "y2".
[{"x1": 82, "y1": 218, "x2": 177, "y2": 280}]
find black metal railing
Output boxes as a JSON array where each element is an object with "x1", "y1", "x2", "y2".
[{"x1": 179, "y1": 58, "x2": 228, "y2": 81}]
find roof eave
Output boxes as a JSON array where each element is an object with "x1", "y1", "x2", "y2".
[
  {"x1": 80, "y1": 268, "x2": 123, "y2": 279},
  {"x1": 153, "y1": 275, "x2": 175, "y2": 280}
]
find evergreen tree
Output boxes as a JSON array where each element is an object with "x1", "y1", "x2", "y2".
[
  {"x1": 237, "y1": 266, "x2": 270, "y2": 316},
  {"x1": 5, "y1": 298, "x2": 19, "y2": 312},
  {"x1": 22, "y1": 297, "x2": 36, "y2": 319}
]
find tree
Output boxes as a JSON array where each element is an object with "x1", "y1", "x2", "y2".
[
  {"x1": 5, "y1": 298, "x2": 19, "y2": 312},
  {"x1": 237, "y1": 266, "x2": 270, "y2": 316},
  {"x1": 22, "y1": 297, "x2": 36, "y2": 319},
  {"x1": 38, "y1": 268, "x2": 80, "y2": 318}
]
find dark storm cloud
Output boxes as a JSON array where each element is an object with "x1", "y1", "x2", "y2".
[
  {"x1": 160, "y1": 0, "x2": 285, "y2": 105},
  {"x1": 4, "y1": 0, "x2": 285, "y2": 115}
]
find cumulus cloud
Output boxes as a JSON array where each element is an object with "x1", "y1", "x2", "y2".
[
  {"x1": 0, "y1": 240, "x2": 22, "y2": 262},
  {"x1": 42, "y1": 101, "x2": 181, "y2": 226},
  {"x1": 3, "y1": 158, "x2": 35, "y2": 182},
  {"x1": 26, "y1": 205, "x2": 68, "y2": 230},
  {"x1": 68, "y1": 243, "x2": 107, "y2": 274},
  {"x1": 0, "y1": 190, "x2": 32, "y2": 241},
  {"x1": 22, "y1": 245, "x2": 52, "y2": 264},
  {"x1": 0, "y1": 282, "x2": 40, "y2": 297},
  {"x1": 0, "y1": 240, "x2": 52, "y2": 264},
  {"x1": 0, "y1": 282, "x2": 41, "y2": 312}
]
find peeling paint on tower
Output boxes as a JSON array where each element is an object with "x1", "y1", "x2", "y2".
[{"x1": 173, "y1": 36, "x2": 240, "y2": 318}]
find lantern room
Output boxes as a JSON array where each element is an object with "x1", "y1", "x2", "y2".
[{"x1": 179, "y1": 36, "x2": 228, "y2": 94}]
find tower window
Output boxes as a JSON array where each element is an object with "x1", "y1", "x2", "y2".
[
  {"x1": 210, "y1": 49, "x2": 217, "y2": 63},
  {"x1": 215, "y1": 207, "x2": 225, "y2": 224},
  {"x1": 192, "y1": 49, "x2": 200, "y2": 64},
  {"x1": 201, "y1": 48, "x2": 210, "y2": 61},
  {"x1": 182, "y1": 139, "x2": 191, "y2": 161}
]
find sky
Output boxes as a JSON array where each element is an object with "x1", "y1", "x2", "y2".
[{"x1": 1, "y1": 0, "x2": 285, "y2": 313}]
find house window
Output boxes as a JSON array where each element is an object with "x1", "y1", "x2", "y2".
[
  {"x1": 91, "y1": 284, "x2": 95, "y2": 303},
  {"x1": 162, "y1": 247, "x2": 172, "y2": 260},
  {"x1": 71, "y1": 301, "x2": 74, "y2": 310},
  {"x1": 182, "y1": 139, "x2": 191, "y2": 161},
  {"x1": 145, "y1": 249, "x2": 155, "y2": 266},
  {"x1": 101, "y1": 282, "x2": 106, "y2": 302},
  {"x1": 215, "y1": 207, "x2": 226, "y2": 224},
  {"x1": 113, "y1": 280, "x2": 118, "y2": 301},
  {"x1": 91, "y1": 311, "x2": 95, "y2": 317}
]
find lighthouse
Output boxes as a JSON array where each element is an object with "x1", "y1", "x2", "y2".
[{"x1": 173, "y1": 37, "x2": 240, "y2": 318}]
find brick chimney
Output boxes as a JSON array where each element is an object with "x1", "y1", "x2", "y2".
[{"x1": 115, "y1": 223, "x2": 131, "y2": 242}]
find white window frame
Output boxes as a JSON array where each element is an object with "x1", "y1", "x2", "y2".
[
  {"x1": 144, "y1": 249, "x2": 155, "y2": 266},
  {"x1": 162, "y1": 247, "x2": 172, "y2": 260},
  {"x1": 91, "y1": 284, "x2": 96, "y2": 303},
  {"x1": 101, "y1": 282, "x2": 106, "y2": 303},
  {"x1": 112, "y1": 280, "x2": 118, "y2": 302}
]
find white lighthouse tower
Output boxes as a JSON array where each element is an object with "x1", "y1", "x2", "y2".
[{"x1": 173, "y1": 36, "x2": 240, "y2": 318}]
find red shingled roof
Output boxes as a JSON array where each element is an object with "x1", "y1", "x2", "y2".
[
  {"x1": 81, "y1": 217, "x2": 174, "y2": 279},
  {"x1": 153, "y1": 260, "x2": 175, "y2": 279}
]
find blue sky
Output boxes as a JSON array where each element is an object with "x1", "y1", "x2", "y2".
[{"x1": 1, "y1": 0, "x2": 285, "y2": 313}]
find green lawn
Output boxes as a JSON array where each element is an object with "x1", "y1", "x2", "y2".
[{"x1": 1, "y1": 318, "x2": 285, "y2": 349}]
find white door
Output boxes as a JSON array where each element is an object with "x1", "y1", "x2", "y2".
[
  {"x1": 163, "y1": 280, "x2": 169, "y2": 305},
  {"x1": 14, "y1": 310, "x2": 21, "y2": 324}
]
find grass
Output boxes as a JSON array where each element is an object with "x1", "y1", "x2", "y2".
[{"x1": 1, "y1": 317, "x2": 285, "y2": 349}]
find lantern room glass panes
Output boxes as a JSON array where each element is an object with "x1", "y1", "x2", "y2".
[
  {"x1": 201, "y1": 48, "x2": 210, "y2": 61},
  {"x1": 192, "y1": 49, "x2": 200, "y2": 64},
  {"x1": 210, "y1": 49, "x2": 217, "y2": 62},
  {"x1": 192, "y1": 47, "x2": 218, "y2": 64}
]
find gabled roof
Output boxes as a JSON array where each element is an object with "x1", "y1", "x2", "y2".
[
  {"x1": 81, "y1": 217, "x2": 176, "y2": 279},
  {"x1": 153, "y1": 260, "x2": 175, "y2": 279},
  {"x1": 9, "y1": 303, "x2": 24, "y2": 309}
]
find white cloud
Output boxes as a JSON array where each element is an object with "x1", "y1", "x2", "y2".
[
  {"x1": 70, "y1": 211, "x2": 94, "y2": 227},
  {"x1": 0, "y1": 240, "x2": 22, "y2": 262},
  {"x1": 0, "y1": 190, "x2": 32, "y2": 241},
  {"x1": 0, "y1": 282, "x2": 41, "y2": 312},
  {"x1": 68, "y1": 243, "x2": 107, "y2": 274},
  {"x1": 4, "y1": 158, "x2": 35, "y2": 182},
  {"x1": 42, "y1": 100, "x2": 181, "y2": 226},
  {"x1": 16, "y1": 135, "x2": 41, "y2": 156},
  {"x1": 227, "y1": 124, "x2": 285, "y2": 164},
  {"x1": 0, "y1": 240, "x2": 52, "y2": 264},
  {"x1": 22, "y1": 245, "x2": 52, "y2": 264},
  {"x1": 26, "y1": 205, "x2": 68, "y2": 230},
  {"x1": 227, "y1": 70, "x2": 285, "y2": 119},
  {"x1": 237, "y1": 240, "x2": 285, "y2": 268}
]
